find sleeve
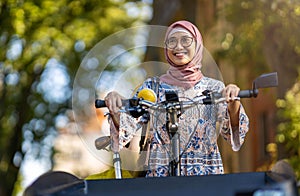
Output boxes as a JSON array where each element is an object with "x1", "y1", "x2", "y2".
[
  {"x1": 118, "y1": 113, "x2": 142, "y2": 151},
  {"x1": 113, "y1": 79, "x2": 154, "y2": 151},
  {"x1": 219, "y1": 103, "x2": 249, "y2": 151}
]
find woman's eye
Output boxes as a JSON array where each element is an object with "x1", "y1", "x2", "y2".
[
  {"x1": 169, "y1": 39, "x2": 176, "y2": 44},
  {"x1": 182, "y1": 37, "x2": 190, "y2": 44}
]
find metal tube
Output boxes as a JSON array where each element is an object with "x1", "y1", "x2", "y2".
[{"x1": 113, "y1": 152, "x2": 122, "y2": 179}]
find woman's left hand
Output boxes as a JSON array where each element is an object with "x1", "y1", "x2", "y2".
[
  {"x1": 223, "y1": 84, "x2": 241, "y2": 116},
  {"x1": 223, "y1": 84, "x2": 240, "y2": 102}
]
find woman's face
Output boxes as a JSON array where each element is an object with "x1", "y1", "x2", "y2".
[{"x1": 166, "y1": 31, "x2": 196, "y2": 66}]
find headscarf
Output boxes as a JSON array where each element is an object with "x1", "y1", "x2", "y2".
[{"x1": 160, "y1": 20, "x2": 204, "y2": 89}]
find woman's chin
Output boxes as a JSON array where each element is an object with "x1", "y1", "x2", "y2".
[{"x1": 173, "y1": 60, "x2": 189, "y2": 66}]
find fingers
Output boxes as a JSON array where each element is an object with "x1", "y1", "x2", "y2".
[
  {"x1": 223, "y1": 84, "x2": 240, "y2": 102},
  {"x1": 105, "y1": 91, "x2": 123, "y2": 114}
]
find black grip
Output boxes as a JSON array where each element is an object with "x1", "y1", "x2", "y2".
[
  {"x1": 95, "y1": 136, "x2": 110, "y2": 150},
  {"x1": 95, "y1": 99, "x2": 106, "y2": 108},
  {"x1": 238, "y1": 89, "x2": 258, "y2": 98}
]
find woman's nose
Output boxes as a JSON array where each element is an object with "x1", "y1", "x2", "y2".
[{"x1": 174, "y1": 41, "x2": 184, "y2": 49}]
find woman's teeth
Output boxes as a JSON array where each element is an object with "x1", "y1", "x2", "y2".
[{"x1": 175, "y1": 52, "x2": 186, "y2": 57}]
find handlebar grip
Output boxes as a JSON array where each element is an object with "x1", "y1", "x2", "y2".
[
  {"x1": 95, "y1": 99, "x2": 106, "y2": 108},
  {"x1": 95, "y1": 136, "x2": 110, "y2": 150},
  {"x1": 238, "y1": 90, "x2": 252, "y2": 98},
  {"x1": 238, "y1": 89, "x2": 258, "y2": 98}
]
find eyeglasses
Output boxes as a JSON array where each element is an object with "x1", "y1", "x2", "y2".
[{"x1": 165, "y1": 36, "x2": 194, "y2": 49}]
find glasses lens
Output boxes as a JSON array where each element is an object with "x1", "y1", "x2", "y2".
[
  {"x1": 166, "y1": 37, "x2": 193, "y2": 49},
  {"x1": 181, "y1": 37, "x2": 193, "y2": 47},
  {"x1": 166, "y1": 38, "x2": 177, "y2": 49}
]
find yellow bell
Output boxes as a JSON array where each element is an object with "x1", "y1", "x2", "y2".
[{"x1": 137, "y1": 88, "x2": 157, "y2": 103}]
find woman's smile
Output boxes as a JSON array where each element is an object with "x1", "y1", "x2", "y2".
[{"x1": 173, "y1": 51, "x2": 188, "y2": 57}]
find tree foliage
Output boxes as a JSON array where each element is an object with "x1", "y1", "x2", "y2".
[
  {"x1": 0, "y1": 0, "x2": 150, "y2": 195},
  {"x1": 218, "y1": 0, "x2": 300, "y2": 93},
  {"x1": 276, "y1": 79, "x2": 300, "y2": 180},
  {"x1": 221, "y1": 0, "x2": 300, "y2": 177}
]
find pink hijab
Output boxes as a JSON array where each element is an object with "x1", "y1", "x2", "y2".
[{"x1": 160, "y1": 20, "x2": 204, "y2": 89}]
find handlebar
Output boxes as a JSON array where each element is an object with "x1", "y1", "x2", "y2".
[
  {"x1": 95, "y1": 72, "x2": 278, "y2": 117},
  {"x1": 95, "y1": 90, "x2": 248, "y2": 119},
  {"x1": 95, "y1": 89, "x2": 254, "y2": 109}
]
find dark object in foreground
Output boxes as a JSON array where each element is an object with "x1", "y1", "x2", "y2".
[{"x1": 24, "y1": 170, "x2": 298, "y2": 196}]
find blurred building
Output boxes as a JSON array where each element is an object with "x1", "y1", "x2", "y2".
[{"x1": 52, "y1": 108, "x2": 111, "y2": 179}]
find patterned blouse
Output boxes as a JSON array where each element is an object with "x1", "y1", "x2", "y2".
[{"x1": 116, "y1": 76, "x2": 249, "y2": 177}]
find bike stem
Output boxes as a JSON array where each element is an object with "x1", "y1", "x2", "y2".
[
  {"x1": 166, "y1": 106, "x2": 181, "y2": 177},
  {"x1": 113, "y1": 152, "x2": 122, "y2": 179}
]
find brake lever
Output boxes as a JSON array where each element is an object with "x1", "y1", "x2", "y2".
[{"x1": 215, "y1": 97, "x2": 241, "y2": 104}]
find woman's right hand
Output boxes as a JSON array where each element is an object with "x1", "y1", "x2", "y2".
[
  {"x1": 104, "y1": 91, "x2": 124, "y2": 128},
  {"x1": 104, "y1": 91, "x2": 124, "y2": 115}
]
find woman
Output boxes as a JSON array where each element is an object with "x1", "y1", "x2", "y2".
[{"x1": 104, "y1": 20, "x2": 249, "y2": 177}]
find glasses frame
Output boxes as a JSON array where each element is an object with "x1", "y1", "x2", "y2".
[{"x1": 165, "y1": 36, "x2": 194, "y2": 49}]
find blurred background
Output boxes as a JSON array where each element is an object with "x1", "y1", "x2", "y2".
[{"x1": 1, "y1": 0, "x2": 300, "y2": 195}]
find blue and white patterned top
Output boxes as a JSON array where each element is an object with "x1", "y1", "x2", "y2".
[{"x1": 117, "y1": 77, "x2": 249, "y2": 177}]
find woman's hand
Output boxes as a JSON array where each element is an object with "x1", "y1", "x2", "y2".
[
  {"x1": 104, "y1": 91, "x2": 124, "y2": 114},
  {"x1": 223, "y1": 84, "x2": 240, "y2": 102},
  {"x1": 223, "y1": 84, "x2": 241, "y2": 127},
  {"x1": 104, "y1": 91, "x2": 124, "y2": 127}
]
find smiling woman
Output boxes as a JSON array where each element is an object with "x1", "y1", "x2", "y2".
[
  {"x1": 165, "y1": 32, "x2": 196, "y2": 66},
  {"x1": 160, "y1": 20, "x2": 204, "y2": 89},
  {"x1": 103, "y1": 20, "x2": 249, "y2": 177}
]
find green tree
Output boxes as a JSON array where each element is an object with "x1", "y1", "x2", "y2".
[
  {"x1": 220, "y1": 0, "x2": 300, "y2": 96},
  {"x1": 276, "y1": 78, "x2": 300, "y2": 180},
  {"x1": 218, "y1": 0, "x2": 300, "y2": 172},
  {"x1": 0, "y1": 0, "x2": 150, "y2": 195}
]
